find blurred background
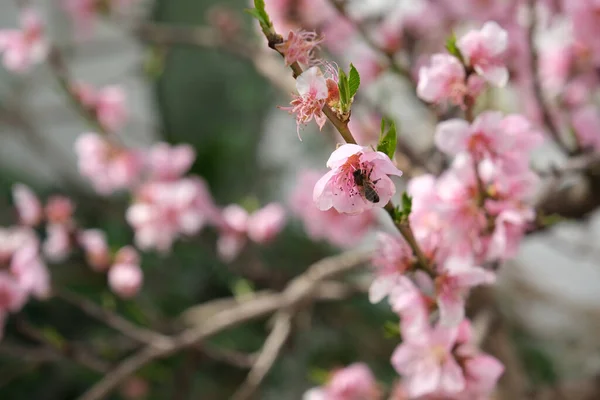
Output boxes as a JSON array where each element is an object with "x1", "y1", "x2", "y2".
[{"x1": 1, "y1": 0, "x2": 600, "y2": 399}]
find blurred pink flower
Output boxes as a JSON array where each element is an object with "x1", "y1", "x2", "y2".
[
  {"x1": 0, "y1": 272, "x2": 28, "y2": 313},
  {"x1": 275, "y1": 30, "x2": 322, "y2": 67},
  {"x1": 572, "y1": 104, "x2": 600, "y2": 152},
  {"x1": 435, "y1": 257, "x2": 495, "y2": 326},
  {"x1": 78, "y1": 229, "x2": 111, "y2": 271},
  {"x1": 417, "y1": 54, "x2": 466, "y2": 106},
  {"x1": 0, "y1": 8, "x2": 48, "y2": 72},
  {"x1": 63, "y1": 0, "x2": 97, "y2": 38},
  {"x1": 9, "y1": 233, "x2": 51, "y2": 299},
  {"x1": 108, "y1": 247, "x2": 142, "y2": 298},
  {"x1": 126, "y1": 177, "x2": 216, "y2": 252},
  {"x1": 45, "y1": 195, "x2": 75, "y2": 225},
  {"x1": 458, "y1": 21, "x2": 509, "y2": 87},
  {"x1": 146, "y1": 142, "x2": 196, "y2": 181},
  {"x1": 75, "y1": 133, "x2": 143, "y2": 195},
  {"x1": 290, "y1": 170, "x2": 375, "y2": 247},
  {"x1": 247, "y1": 203, "x2": 286, "y2": 244},
  {"x1": 371, "y1": 233, "x2": 414, "y2": 277},
  {"x1": 96, "y1": 85, "x2": 128, "y2": 133},
  {"x1": 216, "y1": 204, "x2": 249, "y2": 262},
  {"x1": 391, "y1": 324, "x2": 465, "y2": 398},
  {"x1": 313, "y1": 144, "x2": 402, "y2": 214},
  {"x1": 12, "y1": 184, "x2": 42, "y2": 226},
  {"x1": 43, "y1": 224, "x2": 72, "y2": 263},
  {"x1": 304, "y1": 363, "x2": 380, "y2": 400}
]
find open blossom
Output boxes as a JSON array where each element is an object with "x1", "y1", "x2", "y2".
[
  {"x1": 435, "y1": 257, "x2": 495, "y2": 326},
  {"x1": 146, "y1": 142, "x2": 196, "y2": 181},
  {"x1": 126, "y1": 177, "x2": 216, "y2": 252},
  {"x1": 216, "y1": 203, "x2": 286, "y2": 262},
  {"x1": 314, "y1": 144, "x2": 403, "y2": 214},
  {"x1": 304, "y1": 363, "x2": 380, "y2": 400},
  {"x1": 371, "y1": 233, "x2": 415, "y2": 277},
  {"x1": 75, "y1": 133, "x2": 143, "y2": 195},
  {"x1": 280, "y1": 66, "x2": 335, "y2": 137},
  {"x1": 391, "y1": 323, "x2": 465, "y2": 398},
  {"x1": 78, "y1": 229, "x2": 111, "y2": 271},
  {"x1": 417, "y1": 54, "x2": 468, "y2": 106},
  {"x1": 0, "y1": 8, "x2": 48, "y2": 73},
  {"x1": 275, "y1": 30, "x2": 322, "y2": 66},
  {"x1": 108, "y1": 247, "x2": 142, "y2": 298},
  {"x1": 434, "y1": 112, "x2": 542, "y2": 168},
  {"x1": 458, "y1": 21, "x2": 509, "y2": 87},
  {"x1": 12, "y1": 184, "x2": 42, "y2": 226},
  {"x1": 246, "y1": 203, "x2": 286, "y2": 244},
  {"x1": 1, "y1": 228, "x2": 51, "y2": 300},
  {"x1": 290, "y1": 170, "x2": 375, "y2": 247}
]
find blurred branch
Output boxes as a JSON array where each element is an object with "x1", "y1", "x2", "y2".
[
  {"x1": 15, "y1": 318, "x2": 110, "y2": 373},
  {"x1": 231, "y1": 312, "x2": 292, "y2": 400},
  {"x1": 77, "y1": 249, "x2": 371, "y2": 400},
  {"x1": 57, "y1": 290, "x2": 172, "y2": 348},
  {"x1": 526, "y1": 0, "x2": 572, "y2": 154}
]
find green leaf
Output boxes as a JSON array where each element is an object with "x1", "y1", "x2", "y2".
[
  {"x1": 337, "y1": 68, "x2": 349, "y2": 109},
  {"x1": 348, "y1": 63, "x2": 360, "y2": 98},
  {"x1": 308, "y1": 367, "x2": 330, "y2": 385},
  {"x1": 383, "y1": 321, "x2": 401, "y2": 338},
  {"x1": 377, "y1": 119, "x2": 397, "y2": 160},
  {"x1": 231, "y1": 278, "x2": 255, "y2": 299},
  {"x1": 245, "y1": 0, "x2": 273, "y2": 35},
  {"x1": 402, "y1": 192, "x2": 413, "y2": 216},
  {"x1": 445, "y1": 32, "x2": 464, "y2": 63},
  {"x1": 41, "y1": 327, "x2": 66, "y2": 349}
]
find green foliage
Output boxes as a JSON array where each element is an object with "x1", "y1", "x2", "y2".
[
  {"x1": 445, "y1": 32, "x2": 465, "y2": 63},
  {"x1": 245, "y1": 0, "x2": 274, "y2": 36},
  {"x1": 348, "y1": 63, "x2": 360, "y2": 99},
  {"x1": 377, "y1": 118, "x2": 397, "y2": 160}
]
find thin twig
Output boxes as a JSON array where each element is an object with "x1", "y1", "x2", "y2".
[
  {"x1": 77, "y1": 250, "x2": 371, "y2": 400},
  {"x1": 526, "y1": 0, "x2": 571, "y2": 154},
  {"x1": 230, "y1": 312, "x2": 292, "y2": 400},
  {"x1": 57, "y1": 289, "x2": 172, "y2": 349}
]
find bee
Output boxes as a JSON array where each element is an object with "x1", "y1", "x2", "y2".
[{"x1": 352, "y1": 167, "x2": 381, "y2": 203}]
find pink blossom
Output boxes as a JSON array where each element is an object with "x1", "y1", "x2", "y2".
[
  {"x1": 0, "y1": 272, "x2": 28, "y2": 313},
  {"x1": 275, "y1": 30, "x2": 322, "y2": 66},
  {"x1": 146, "y1": 142, "x2": 196, "y2": 181},
  {"x1": 572, "y1": 105, "x2": 600, "y2": 152},
  {"x1": 434, "y1": 112, "x2": 541, "y2": 168},
  {"x1": 0, "y1": 8, "x2": 48, "y2": 73},
  {"x1": 370, "y1": 273, "x2": 430, "y2": 340},
  {"x1": 247, "y1": 203, "x2": 286, "y2": 244},
  {"x1": 126, "y1": 177, "x2": 216, "y2": 252},
  {"x1": 96, "y1": 85, "x2": 128, "y2": 132},
  {"x1": 75, "y1": 133, "x2": 142, "y2": 195},
  {"x1": 485, "y1": 207, "x2": 534, "y2": 262},
  {"x1": 108, "y1": 247, "x2": 142, "y2": 298},
  {"x1": 458, "y1": 21, "x2": 509, "y2": 87},
  {"x1": 12, "y1": 184, "x2": 42, "y2": 226},
  {"x1": 435, "y1": 257, "x2": 495, "y2": 326},
  {"x1": 45, "y1": 195, "x2": 75, "y2": 225},
  {"x1": 43, "y1": 224, "x2": 72, "y2": 263},
  {"x1": 280, "y1": 66, "x2": 330, "y2": 137},
  {"x1": 371, "y1": 233, "x2": 414, "y2": 277},
  {"x1": 391, "y1": 324, "x2": 465, "y2": 398},
  {"x1": 407, "y1": 174, "x2": 443, "y2": 252},
  {"x1": 565, "y1": 0, "x2": 600, "y2": 65},
  {"x1": 290, "y1": 170, "x2": 375, "y2": 247},
  {"x1": 313, "y1": 144, "x2": 403, "y2": 214},
  {"x1": 9, "y1": 234, "x2": 51, "y2": 299},
  {"x1": 216, "y1": 205, "x2": 248, "y2": 262},
  {"x1": 78, "y1": 229, "x2": 111, "y2": 271},
  {"x1": 325, "y1": 363, "x2": 380, "y2": 400},
  {"x1": 417, "y1": 54, "x2": 467, "y2": 106}
]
